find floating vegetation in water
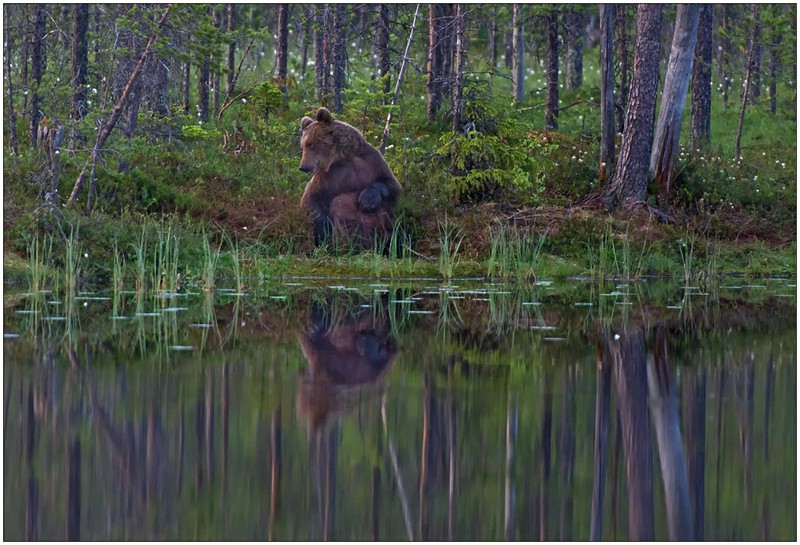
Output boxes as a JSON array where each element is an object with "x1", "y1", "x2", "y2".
[
  {"x1": 169, "y1": 345, "x2": 194, "y2": 351},
  {"x1": 3, "y1": 333, "x2": 20, "y2": 338}
]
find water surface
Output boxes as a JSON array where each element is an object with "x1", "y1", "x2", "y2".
[{"x1": 3, "y1": 279, "x2": 796, "y2": 540}]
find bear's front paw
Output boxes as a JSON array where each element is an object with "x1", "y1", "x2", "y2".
[{"x1": 358, "y1": 181, "x2": 389, "y2": 212}]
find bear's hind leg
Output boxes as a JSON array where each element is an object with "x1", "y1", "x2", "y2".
[{"x1": 357, "y1": 180, "x2": 390, "y2": 212}]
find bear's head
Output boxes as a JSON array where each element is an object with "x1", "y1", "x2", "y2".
[{"x1": 299, "y1": 108, "x2": 361, "y2": 175}]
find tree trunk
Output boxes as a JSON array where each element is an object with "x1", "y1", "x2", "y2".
[
  {"x1": 331, "y1": 4, "x2": 346, "y2": 114},
  {"x1": 301, "y1": 6, "x2": 312, "y2": 80},
  {"x1": 769, "y1": 31, "x2": 782, "y2": 114},
  {"x1": 734, "y1": 5, "x2": 759, "y2": 159},
  {"x1": 615, "y1": 4, "x2": 631, "y2": 134},
  {"x1": 427, "y1": 4, "x2": 444, "y2": 121},
  {"x1": 4, "y1": 4, "x2": 19, "y2": 154},
  {"x1": 452, "y1": 4, "x2": 465, "y2": 133},
  {"x1": 275, "y1": 4, "x2": 289, "y2": 96},
  {"x1": 511, "y1": 5, "x2": 525, "y2": 102},
  {"x1": 212, "y1": 6, "x2": 222, "y2": 116},
  {"x1": 649, "y1": 4, "x2": 700, "y2": 186},
  {"x1": 544, "y1": 9, "x2": 559, "y2": 130},
  {"x1": 504, "y1": 27, "x2": 513, "y2": 70},
  {"x1": 182, "y1": 61, "x2": 191, "y2": 115},
  {"x1": 719, "y1": 5, "x2": 733, "y2": 106},
  {"x1": 489, "y1": 6, "x2": 498, "y2": 70},
  {"x1": 603, "y1": 4, "x2": 663, "y2": 211},
  {"x1": 690, "y1": 4, "x2": 712, "y2": 151},
  {"x1": 375, "y1": 5, "x2": 391, "y2": 96},
  {"x1": 565, "y1": 8, "x2": 585, "y2": 90},
  {"x1": 748, "y1": 5, "x2": 762, "y2": 105},
  {"x1": 29, "y1": 4, "x2": 47, "y2": 148},
  {"x1": 314, "y1": 6, "x2": 329, "y2": 102},
  {"x1": 198, "y1": 21, "x2": 210, "y2": 123},
  {"x1": 70, "y1": 4, "x2": 89, "y2": 126},
  {"x1": 226, "y1": 4, "x2": 236, "y2": 96},
  {"x1": 599, "y1": 4, "x2": 616, "y2": 183}
]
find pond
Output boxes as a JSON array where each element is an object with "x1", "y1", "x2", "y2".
[{"x1": 3, "y1": 278, "x2": 796, "y2": 541}]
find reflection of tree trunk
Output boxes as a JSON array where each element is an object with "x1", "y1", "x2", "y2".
[
  {"x1": 647, "y1": 332, "x2": 692, "y2": 540},
  {"x1": 504, "y1": 391, "x2": 517, "y2": 540},
  {"x1": 67, "y1": 438, "x2": 81, "y2": 540},
  {"x1": 590, "y1": 347, "x2": 611, "y2": 540},
  {"x1": 608, "y1": 329, "x2": 654, "y2": 540},
  {"x1": 269, "y1": 407, "x2": 282, "y2": 540},
  {"x1": 26, "y1": 388, "x2": 38, "y2": 541},
  {"x1": 446, "y1": 386, "x2": 456, "y2": 541},
  {"x1": 741, "y1": 361, "x2": 754, "y2": 500},
  {"x1": 559, "y1": 366, "x2": 575, "y2": 540},
  {"x1": 324, "y1": 424, "x2": 338, "y2": 540},
  {"x1": 537, "y1": 369, "x2": 553, "y2": 540},
  {"x1": 683, "y1": 368, "x2": 706, "y2": 540},
  {"x1": 372, "y1": 410, "x2": 383, "y2": 540}
]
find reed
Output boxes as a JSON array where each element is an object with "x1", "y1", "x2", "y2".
[
  {"x1": 130, "y1": 226, "x2": 148, "y2": 293},
  {"x1": 64, "y1": 224, "x2": 82, "y2": 297},
  {"x1": 112, "y1": 240, "x2": 125, "y2": 292},
  {"x1": 25, "y1": 232, "x2": 53, "y2": 293},
  {"x1": 151, "y1": 221, "x2": 181, "y2": 293},
  {"x1": 201, "y1": 228, "x2": 223, "y2": 292},
  {"x1": 437, "y1": 217, "x2": 465, "y2": 280},
  {"x1": 487, "y1": 224, "x2": 548, "y2": 282}
]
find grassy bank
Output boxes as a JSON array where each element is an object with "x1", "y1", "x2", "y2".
[{"x1": 3, "y1": 54, "x2": 796, "y2": 291}]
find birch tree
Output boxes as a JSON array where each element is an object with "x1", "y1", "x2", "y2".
[{"x1": 649, "y1": 4, "x2": 700, "y2": 186}]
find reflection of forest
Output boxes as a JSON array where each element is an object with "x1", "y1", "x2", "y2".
[{"x1": 3, "y1": 288, "x2": 796, "y2": 540}]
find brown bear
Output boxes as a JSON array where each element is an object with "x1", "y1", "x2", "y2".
[
  {"x1": 299, "y1": 107, "x2": 401, "y2": 247},
  {"x1": 297, "y1": 298, "x2": 397, "y2": 431}
]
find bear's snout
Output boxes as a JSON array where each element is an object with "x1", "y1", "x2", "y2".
[{"x1": 299, "y1": 164, "x2": 313, "y2": 173}]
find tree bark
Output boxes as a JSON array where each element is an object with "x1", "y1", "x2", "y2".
[
  {"x1": 427, "y1": 4, "x2": 445, "y2": 121},
  {"x1": 734, "y1": 5, "x2": 759, "y2": 159},
  {"x1": 615, "y1": 4, "x2": 631, "y2": 134},
  {"x1": 29, "y1": 4, "x2": 47, "y2": 148},
  {"x1": 690, "y1": 4, "x2": 712, "y2": 151},
  {"x1": 565, "y1": 8, "x2": 585, "y2": 90},
  {"x1": 544, "y1": 8, "x2": 559, "y2": 130},
  {"x1": 331, "y1": 4, "x2": 346, "y2": 114},
  {"x1": 718, "y1": 5, "x2": 733, "y2": 106},
  {"x1": 275, "y1": 4, "x2": 289, "y2": 97},
  {"x1": 226, "y1": 4, "x2": 236, "y2": 96},
  {"x1": 198, "y1": 8, "x2": 211, "y2": 124},
  {"x1": 649, "y1": 4, "x2": 700, "y2": 183},
  {"x1": 512, "y1": 4, "x2": 525, "y2": 102},
  {"x1": 748, "y1": 5, "x2": 762, "y2": 105},
  {"x1": 314, "y1": 5, "x2": 330, "y2": 102},
  {"x1": 212, "y1": 6, "x2": 223, "y2": 116},
  {"x1": 769, "y1": 31, "x2": 782, "y2": 114},
  {"x1": 70, "y1": 5, "x2": 89, "y2": 126},
  {"x1": 599, "y1": 4, "x2": 616, "y2": 183},
  {"x1": 4, "y1": 5, "x2": 19, "y2": 154},
  {"x1": 603, "y1": 4, "x2": 663, "y2": 211},
  {"x1": 182, "y1": 61, "x2": 191, "y2": 115},
  {"x1": 452, "y1": 4, "x2": 465, "y2": 133},
  {"x1": 375, "y1": 5, "x2": 391, "y2": 96},
  {"x1": 489, "y1": 6, "x2": 498, "y2": 70}
]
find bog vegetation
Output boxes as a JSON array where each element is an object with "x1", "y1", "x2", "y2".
[{"x1": 2, "y1": 4, "x2": 797, "y2": 291}]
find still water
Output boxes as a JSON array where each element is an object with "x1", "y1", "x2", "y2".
[{"x1": 3, "y1": 279, "x2": 796, "y2": 541}]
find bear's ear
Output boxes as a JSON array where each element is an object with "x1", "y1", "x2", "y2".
[
  {"x1": 300, "y1": 116, "x2": 314, "y2": 130},
  {"x1": 316, "y1": 108, "x2": 333, "y2": 124}
]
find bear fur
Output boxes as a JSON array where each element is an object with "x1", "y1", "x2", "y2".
[{"x1": 299, "y1": 107, "x2": 401, "y2": 247}]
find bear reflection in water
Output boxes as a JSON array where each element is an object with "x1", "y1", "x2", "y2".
[{"x1": 297, "y1": 298, "x2": 398, "y2": 431}]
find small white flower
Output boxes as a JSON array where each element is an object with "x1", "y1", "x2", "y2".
[
  {"x1": 241, "y1": 98, "x2": 247, "y2": 103},
  {"x1": 613, "y1": 334, "x2": 620, "y2": 340},
  {"x1": 92, "y1": 88, "x2": 97, "y2": 94},
  {"x1": 84, "y1": 253, "x2": 89, "y2": 258}
]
